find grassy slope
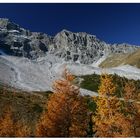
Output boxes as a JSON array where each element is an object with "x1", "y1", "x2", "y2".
[
  {"x1": 99, "y1": 53, "x2": 129, "y2": 68},
  {"x1": 124, "y1": 49, "x2": 140, "y2": 68},
  {"x1": 99, "y1": 48, "x2": 140, "y2": 68}
]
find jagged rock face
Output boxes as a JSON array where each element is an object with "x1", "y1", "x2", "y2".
[
  {"x1": 50, "y1": 30, "x2": 109, "y2": 64},
  {"x1": 51, "y1": 30, "x2": 138, "y2": 64},
  {"x1": 0, "y1": 18, "x2": 52, "y2": 59},
  {"x1": 0, "y1": 18, "x2": 139, "y2": 63}
]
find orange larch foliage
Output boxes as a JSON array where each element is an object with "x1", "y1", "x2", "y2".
[
  {"x1": 14, "y1": 121, "x2": 31, "y2": 137},
  {"x1": 123, "y1": 81, "x2": 140, "y2": 137},
  {"x1": 35, "y1": 69, "x2": 89, "y2": 137},
  {"x1": 0, "y1": 106, "x2": 31, "y2": 137},
  {"x1": 0, "y1": 106, "x2": 14, "y2": 137},
  {"x1": 124, "y1": 81, "x2": 137, "y2": 101},
  {"x1": 93, "y1": 74, "x2": 133, "y2": 137}
]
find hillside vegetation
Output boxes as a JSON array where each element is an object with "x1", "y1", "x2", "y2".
[
  {"x1": 0, "y1": 83, "x2": 94, "y2": 137},
  {"x1": 0, "y1": 85, "x2": 53, "y2": 136},
  {"x1": 0, "y1": 72, "x2": 140, "y2": 137},
  {"x1": 99, "y1": 48, "x2": 140, "y2": 68},
  {"x1": 79, "y1": 73, "x2": 140, "y2": 98}
]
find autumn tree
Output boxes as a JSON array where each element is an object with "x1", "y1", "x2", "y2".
[
  {"x1": 0, "y1": 106, "x2": 31, "y2": 137},
  {"x1": 14, "y1": 121, "x2": 31, "y2": 137},
  {"x1": 93, "y1": 74, "x2": 133, "y2": 137},
  {"x1": 36, "y1": 69, "x2": 89, "y2": 137},
  {"x1": 0, "y1": 106, "x2": 14, "y2": 137},
  {"x1": 123, "y1": 81, "x2": 140, "y2": 137},
  {"x1": 124, "y1": 81, "x2": 137, "y2": 101}
]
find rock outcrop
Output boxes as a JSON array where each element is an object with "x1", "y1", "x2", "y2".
[{"x1": 0, "y1": 18, "x2": 53, "y2": 59}]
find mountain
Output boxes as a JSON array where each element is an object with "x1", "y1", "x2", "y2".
[
  {"x1": 0, "y1": 18, "x2": 140, "y2": 92},
  {"x1": 0, "y1": 18, "x2": 138, "y2": 64}
]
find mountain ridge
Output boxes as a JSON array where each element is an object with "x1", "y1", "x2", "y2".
[{"x1": 0, "y1": 18, "x2": 139, "y2": 64}]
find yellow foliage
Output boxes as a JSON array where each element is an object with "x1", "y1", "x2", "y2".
[
  {"x1": 124, "y1": 81, "x2": 137, "y2": 101},
  {"x1": 93, "y1": 73, "x2": 133, "y2": 137},
  {"x1": 98, "y1": 74, "x2": 116, "y2": 96},
  {"x1": 123, "y1": 81, "x2": 140, "y2": 137}
]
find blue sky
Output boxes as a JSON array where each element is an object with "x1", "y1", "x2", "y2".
[{"x1": 0, "y1": 3, "x2": 140, "y2": 45}]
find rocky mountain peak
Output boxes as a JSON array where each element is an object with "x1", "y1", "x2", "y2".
[
  {"x1": 61, "y1": 29, "x2": 72, "y2": 33},
  {"x1": 0, "y1": 18, "x2": 10, "y2": 28},
  {"x1": 0, "y1": 18, "x2": 53, "y2": 59},
  {"x1": 0, "y1": 18, "x2": 20, "y2": 31},
  {"x1": 0, "y1": 18, "x2": 139, "y2": 64}
]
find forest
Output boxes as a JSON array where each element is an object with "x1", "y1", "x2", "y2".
[{"x1": 0, "y1": 70, "x2": 140, "y2": 137}]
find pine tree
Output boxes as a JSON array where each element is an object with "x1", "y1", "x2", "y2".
[
  {"x1": 93, "y1": 74, "x2": 133, "y2": 137},
  {"x1": 36, "y1": 69, "x2": 89, "y2": 137}
]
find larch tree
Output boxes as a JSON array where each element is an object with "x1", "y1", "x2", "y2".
[
  {"x1": 93, "y1": 74, "x2": 133, "y2": 137},
  {"x1": 0, "y1": 106, "x2": 31, "y2": 137},
  {"x1": 14, "y1": 120, "x2": 31, "y2": 137},
  {"x1": 123, "y1": 81, "x2": 140, "y2": 137},
  {"x1": 0, "y1": 106, "x2": 14, "y2": 137},
  {"x1": 124, "y1": 81, "x2": 137, "y2": 101},
  {"x1": 36, "y1": 69, "x2": 89, "y2": 137}
]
